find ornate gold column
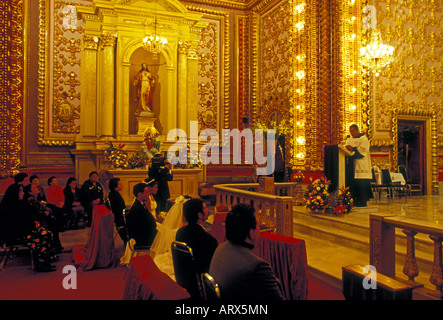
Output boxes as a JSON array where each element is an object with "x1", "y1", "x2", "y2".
[
  {"x1": 178, "y1": 41, "x2": 189, "y2": 133},
  {"x1": 100, "y1": 33, "x2": 116, "y2": 137},
  {"x1": 79, "y1": 35, "x2": 99, "y2": 139},
  {"x1": 0, "y1": 0, "x2": 23, "y2": 177}
]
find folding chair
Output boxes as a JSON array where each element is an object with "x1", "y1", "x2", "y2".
[
  {"x1": 398, "y1": 165, "x2": 422, "y2": 196},
  {"x1": 171, "y1": 241, "x2": 203, "y2": 300},
  {"x1": 201, "y1": 273, "x2": 221, "y2": 300},
  {"x1": 106, "y1": 197, "x2": 125, "y2": 242}
]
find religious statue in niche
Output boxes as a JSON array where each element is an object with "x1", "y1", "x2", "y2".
[{"x1": 134, "y1": 63, "x2": 155, "y2": 113}]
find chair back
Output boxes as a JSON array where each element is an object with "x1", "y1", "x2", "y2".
[
  {"x1": 171, "y1": 241, "x2": 203, "y2": 300},
  {"x1": 381, "y1": 169, "x2": 392, "y2": 186},
  {"x1": 398, "y1": 165, "x2": 408, "y2": 182},
  {"x1": 201, "y1": 273, "x2": 221, "y2": 300},
  {"x1": 371, "y1": 167, "x2": 377, "y2": 183}
]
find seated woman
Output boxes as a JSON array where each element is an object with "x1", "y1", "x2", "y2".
[
  {"x1": 63, "y1": 177, "x2": 86, "y2": 229},
  {"x1": 45, "y1": 176, "x2": 67, "y2": 232},
  {"x1": 107, "y1": 177, "x2": 128, "y2": 245},
  {"x1": 16, "y1": 185, "x2": 59, "y2": 272},
  {"x1": 29, "y1": 175, "x2": 47, "y2": 202},
  {"x1": 24, "y1": 184, "x2": 64, "y2": 254}
]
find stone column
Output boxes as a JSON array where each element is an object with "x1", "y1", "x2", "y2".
[
  {"x1": 100, "y1": 33, "x2": 117, "y2": 137},
  {"x1": 80, "y1": 36, "x2": 99, "y2": 138}
]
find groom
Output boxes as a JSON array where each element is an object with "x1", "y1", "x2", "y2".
[{"x1": 125, "y1": 182, "x2": 158, "y2": 247}]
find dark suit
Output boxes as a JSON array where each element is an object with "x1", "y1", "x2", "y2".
[
  {"x1": 108, "y1": 190, "x2": 128, "y2": 243},
  {"x1": 125, "y1": 199, "x2": 157, "y2": 247},
  {"x1": 209, "y1": 241, "x2": 284, "y2": 300},
  {"x1": 175, "y1": 223, "x2": 218, "y2": 274},
  {"x1": 148, "y1": 165, "x2": 173, "y2": 213},
  {"x1": 80, "y1": 180, "x2": 104, "y2": 226}
]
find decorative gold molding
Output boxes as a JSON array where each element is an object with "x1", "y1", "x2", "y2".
[{"x1": 0, "y1": 0, "x2": 24, "y2": 177}]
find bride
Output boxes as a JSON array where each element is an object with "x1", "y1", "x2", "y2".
[{"x1": 150, "y1": 195, "x2": 190, "y2": 279}]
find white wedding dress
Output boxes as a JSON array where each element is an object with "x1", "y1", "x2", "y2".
[{"x1": 120, "y1": 196, "x2": 188, "y2": 281}]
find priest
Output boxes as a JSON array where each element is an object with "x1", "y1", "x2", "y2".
[{"x1": 345, "y1": 124, "x2": 373, "y2": 207}]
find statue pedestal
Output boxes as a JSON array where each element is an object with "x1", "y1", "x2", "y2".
[{"x1": 136, "y1": 111, "x2": 156, "y2": 136}]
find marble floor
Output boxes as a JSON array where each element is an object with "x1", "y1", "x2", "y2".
[{"x1": 291, "y1": 184, "x2": 443, "y2": 298}]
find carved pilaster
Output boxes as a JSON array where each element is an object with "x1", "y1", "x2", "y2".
[
  {"x1": 100, "y1": 33, "x2": 117, "y2": 137},
  {"x1": 178, "y1": 40, "x2": 190, "y2": 133},
  {"x1": 79, "y1": 36, "x2": 99, "y2": 138}
]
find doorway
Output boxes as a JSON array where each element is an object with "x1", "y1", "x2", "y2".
[{"x1": 397, "y1": 120, "x2": 426, "y2": 194}]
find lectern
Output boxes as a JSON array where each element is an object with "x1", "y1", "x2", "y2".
[{"x1": 324, "y1": 144, "x2": 353, "y2": 193}]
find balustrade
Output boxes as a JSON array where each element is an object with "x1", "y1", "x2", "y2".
[
  {"x1": 214, "y1": 183, "x2": 295, "y2": 237},
  {"x1": 370, "y1": 213, "x2": 443, "y2": 297}
]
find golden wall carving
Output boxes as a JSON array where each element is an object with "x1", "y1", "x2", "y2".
[
  {"x1": 0, "y1": 0, "x2": 23, "y2": 177},
  {"x1": 38, "y1": 0, "x2": 84, "y2": 146},
  {"x1": 187, "y1": 7, "x2": 230, "y2": 131},
  {"x1": 370, "y1": 0, "x2": 442, "y2": 146}
]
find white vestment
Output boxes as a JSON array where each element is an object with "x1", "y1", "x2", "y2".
[{"x1": 347, "y1": 134, "x2": 372, "y2": 180}]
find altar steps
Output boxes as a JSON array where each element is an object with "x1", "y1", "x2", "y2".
[{"x1": 292, "y1": 206, "x2": 441, "y2": 299}]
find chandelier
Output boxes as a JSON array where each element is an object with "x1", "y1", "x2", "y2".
[
  {"x1": 360, "y1": 29, "x2": 394, "y2": 76},
  {"x1": 143, "y1": 17, "x2": 167, "y2": 57}
]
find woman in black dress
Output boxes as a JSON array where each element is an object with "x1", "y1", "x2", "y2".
[
  {"x1": 63, "y1": 177, "x2": 86, "y2": 229},
  {"x1": 107, "y1": 177, "x2": 128, "y2": 244}
]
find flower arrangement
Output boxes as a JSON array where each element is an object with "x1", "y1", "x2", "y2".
[
  {"x1": 291, "y1": 171, "x2": 305, "y2": 183},
  {"x1": 127, "y1": 150, "x2": 149, "y2": 169},
  {"x1": 304, "y1": 175, "x2": 330, "y2": 212},
  {"x1": 142, "y1": 126, "x2": 162, "y2": 159},
  {"x1": 104, "y1": 141, "x2": 130, "y2": 169},
  {"x1": 104, "y1": 141, "x2": 149, "y2": 169},
  {"x1": 329, "y1": 187, "x2": 354, "y2": 215},
  {"x1": 26, "y1": 221, "x2": 56, "y2": 261}
]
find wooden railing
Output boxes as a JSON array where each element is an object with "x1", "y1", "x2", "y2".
[
  {"x1": 214, "y1": 183, "x2": 297, "y2": 237},
  {"x1": 370, "y1": 213, "x2": 443, "y2": 297}
]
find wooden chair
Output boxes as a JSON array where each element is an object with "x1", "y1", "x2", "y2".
[
  {"x1": 171, "y1": 241, "x2": 203, "y2": 300},
  {"x1": 201, "y1": 273, "x2": 221, "y2": 300}
]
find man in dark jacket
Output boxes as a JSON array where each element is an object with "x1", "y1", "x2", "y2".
[
  {"x1": 80, "y1": 171, "x2": 104, "y2": 227},
  {"x1": 147, "y1": 155, "x2": 173, "y2": 214},
  {"x1": 209, "y1": 203, "x2": 283, "y2": 300},
  {"x1": 125, "y1": 182, "x2": 158, "y2": 247},
  {"x1": 175, "y1": 198, "x2": 218, "y2": 274}
]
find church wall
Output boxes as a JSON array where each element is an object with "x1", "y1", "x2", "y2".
[
  {"x1": 368, "y1": 0, "x2": 442, "y2": 193},
  {"x1": 0, "y1": 0, "x2": 441, "y2": 192}
]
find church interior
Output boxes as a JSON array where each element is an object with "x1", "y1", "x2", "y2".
[{"x1": 0, "y1": 0, "x2": 443, "y2": 303}]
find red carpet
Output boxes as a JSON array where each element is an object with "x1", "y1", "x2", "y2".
[
  {"x1": 0, "y1": 246, "x2": 126, "y2": 300},
  {"x1": 1, "y1": 246, "x2": 344, "y2": 300}
]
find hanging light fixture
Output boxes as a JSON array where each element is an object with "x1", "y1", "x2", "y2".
[
  {"x1": 360, "y1": 28, "x2": 394, "y2": 76},
  {"x1": 143, "y1": 12, "x2": 167, "y2": 58}
]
